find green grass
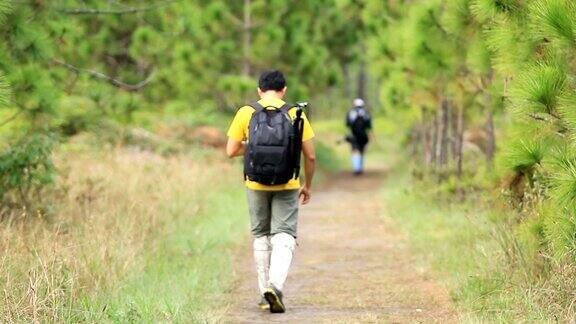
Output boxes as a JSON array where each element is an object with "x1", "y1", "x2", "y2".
[
  {"x1": 379, "y1": 152, "x2": 558, "y2": 322},
  {"x1": 61, "y1": 130, "x2": 343, "y2": 323},
  {"x1": 0, "y1": 117, "x2": 406, "y2": 322},
  {"x1": 75, "y1": 178, "x2": 248, "y2": 323}
]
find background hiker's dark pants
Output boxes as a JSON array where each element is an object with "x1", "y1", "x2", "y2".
[
  {"x1": 247, "y1": 189, "x2": 299, "y2": 238},
  {"x1": 347, "y1": 134, "x2": 369, "y2": 153}
]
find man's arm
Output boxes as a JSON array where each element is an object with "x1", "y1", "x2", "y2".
[
  {"x1": 226, "y1": 138, "x2": 245, "y2": 158},
  {"x1": 299, "y1": 139, "x2": 316, "y2": 205},
  {"x1": 226, "y1": 106, "x2": 250, "y2": 158}
]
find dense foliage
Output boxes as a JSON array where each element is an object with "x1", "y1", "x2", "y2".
[
  {"x1": 0, "y1": 0, "x2": 367, "y2": 144},
  {"x1": 0, "y1": 0, "x2": 368, "y2": 207},
  {"x1": 363, "y1": 0, "x2": 576, "y2": 315}
]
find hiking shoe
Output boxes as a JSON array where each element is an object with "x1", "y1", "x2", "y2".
[
  {"x1": 258, "y1": 297, "x2": 270, "y2": 310},
  {"x1": 263, "y1": 285, "x2": 286, "y2": 313}
]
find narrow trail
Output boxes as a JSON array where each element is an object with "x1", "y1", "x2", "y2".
[{"x1": 225, "y1": 169, "x2": 456, "y2": 323}]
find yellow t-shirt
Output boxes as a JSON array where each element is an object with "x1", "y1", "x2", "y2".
[{"x1": 227, "y1": 97, "x2": 315, "y2": 191}]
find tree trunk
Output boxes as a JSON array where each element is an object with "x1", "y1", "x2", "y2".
[
  {"x1": 358, "y1": 61, "x2": 367, "y2": 100},
  {"x1": 455, "y1": 103, "x2": 465, "y2": 178},
  {"x1": 422, "y1": 109, "x2": 433, "y2": 167},
  {"x1": 424, "y1": 119, "x2": 433, "y2": 167},
  {"x1": 438, "y1": 98, "x2": 449, "y2": 168},
  {"x1": 242, "y1": 0, "x2": 252, "y2": 76},
  {"x1": 430, "y1": 113, "x2": 439, "y2": 168},
  {"x1": 410, "y1": 125, "x2": 420, "y2": 158},
  {"x1": 343, "y1": 64, "x2": 353, "y2": 99},
  {"x1": 373, "y1": 77, "x2": 382, "y2": 110},
  {"x1": 450, "y1": 103, "x2": 458, "y2": 166},
  {"x1": 484, "y1": 80, "x2": 495, "y2": 168}
]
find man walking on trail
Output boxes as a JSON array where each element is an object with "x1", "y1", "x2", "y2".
[
  {"x1": 346, "y1": 98, "x2": 372, "y2": 175},
  {"x1": 226, "y1": 70, "x2": 316, "y2": 313}
]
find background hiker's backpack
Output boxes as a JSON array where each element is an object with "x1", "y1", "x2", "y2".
[
  {"x1": 349, "y1": 107, "x2": 370, "y2": 140},
  {"x1": 244, "y1": 102, "x2": 303, "y2": 185}
]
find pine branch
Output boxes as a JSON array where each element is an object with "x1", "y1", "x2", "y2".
[
  {"x1": 53, "y1": 60, "x2": 154, "y2": 92},
  {"x1": 55, "y1": 0, "x2": 179, "y2": 15},
  {"x1": 527, "y1": 112, "x2": 564, "y2": 136},
  {"x1": 428, "y1": 8, "x2": 448, "y2": 36},
  {"x1": 528, "y1": 112, "x2": 554, "y2": 123}
]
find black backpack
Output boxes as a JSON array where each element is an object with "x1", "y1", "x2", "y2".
[
  {"x1": 349, "y1": 108, "x2": 370, "y2": 140},
  {"x1": 244, "y1": 102, "x2": 304, "y2": 185}
]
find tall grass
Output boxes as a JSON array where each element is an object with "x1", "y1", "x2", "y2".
[
  {"x1": 0, "y1": 144, "x2": 245, "y2": 322},
  {"x1": 80, "y1": 174, "x2": 248, "y2": 322},
  {"x1": 381, "y1": 147, "x2": 576, "y2": 322}
]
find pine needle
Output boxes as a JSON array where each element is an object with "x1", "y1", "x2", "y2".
[
  {"x1": 471, "y1": 0, "x2": 521, "y2": 21},
  {"x1": 509, "y1": 64, "x2": 567, "y2": 117},
  {"x1": 530, "y1": 0, "x2": 576, "y2": 47},
  {"x1": 0, "y1": 73, "x2": 10, "y2": 107},
  {"x1": 0, "y1": 0, "x2": 11, "y2": 24},
  {"x1": 504, "y1": 138, "x2": 546, "y2": 173}
]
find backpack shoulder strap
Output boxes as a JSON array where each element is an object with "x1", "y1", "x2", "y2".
[
  {"x1": 279, "y1": 102, "x2": 293, "y2": 113},
  {"x1": 248, "y1": 101, "x2": 265, "y2": 112}
]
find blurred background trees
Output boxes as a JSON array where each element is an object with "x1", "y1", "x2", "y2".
[
  {"x1": 0, "y1": 0, "x2": 372, "y2": 208},
  {"x1": 364, "y1": 0, "x2": 576, "y2": 300},
  {"x1": 0, "y1": 0, "x2": 371, "y2": 144}
]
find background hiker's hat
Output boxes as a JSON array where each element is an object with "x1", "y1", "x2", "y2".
[{"x1": 353, "y1": 98, "x2": 365, "y2": 107}]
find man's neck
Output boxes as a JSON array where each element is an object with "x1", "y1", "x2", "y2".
[{"x1": 260, "y1": 91, "x2": 284, "y2": 101}]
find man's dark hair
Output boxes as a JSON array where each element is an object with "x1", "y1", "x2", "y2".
[{"x1": 259, "y1": 70, "x2": 286, "y2": 92}]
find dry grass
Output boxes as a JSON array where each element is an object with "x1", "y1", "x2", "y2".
[{"x1": 0, "y1": 145, "x2": 235, "y2": 322}]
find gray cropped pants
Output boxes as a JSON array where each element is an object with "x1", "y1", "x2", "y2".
[{"x1": 247, "y1": 189, "x2": 299, "y2": 238}]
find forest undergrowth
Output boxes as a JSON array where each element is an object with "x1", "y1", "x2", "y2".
[{"x1": 381, "y1": 140, "x2": 576, "y2": 323}]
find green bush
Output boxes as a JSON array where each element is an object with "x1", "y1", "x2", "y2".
[{"x1": 0, "y1": 134, "x2": 56, "y2": 211}]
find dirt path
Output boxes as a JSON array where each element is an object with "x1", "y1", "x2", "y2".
[{"x1": 225, "y1": 170, "x2": 457, "y2": 323}]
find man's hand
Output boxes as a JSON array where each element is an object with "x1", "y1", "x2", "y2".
[
  {"x1": 299, "y1": 186, "x2": 312, "y2": 205},
  {"x1": 300, "y1": 140, "x2": 315, "y2": 205}
]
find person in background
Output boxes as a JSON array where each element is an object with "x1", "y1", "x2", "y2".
[{"x1": 346, "y1": 98, "x2": 372, "y2": 175}]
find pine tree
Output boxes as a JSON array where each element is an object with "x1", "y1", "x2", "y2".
[
  {"x1": 0, "y1": 0, "x2": 366, "y2": 135},
  {"x1": 366, "y1": 0, "x2": 477, "y2": 178},
  {"x1": 0, "y1": 0, "x2": 11, "y2": 109},
  {"x1": 474, "y1": 0, "x2": 576, "y2": 263}
]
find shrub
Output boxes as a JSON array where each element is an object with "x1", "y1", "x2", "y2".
[{"x1": 0, "y1": 134, "x2": 56, "y2": 211}]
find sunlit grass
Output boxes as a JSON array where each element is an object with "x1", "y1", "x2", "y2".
[
  {"x1": 0, "y1": 144, "x2": 244, "y2": 322},
  {"x1": 80, "y1": 178, "x2": 248, "y2": 322},
  {"x1": 0, "y1": 119, "x2": 348, "y2": 322},
  {"x1": 380, "y1": 136, "x2": 576, "y2": 322}
]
